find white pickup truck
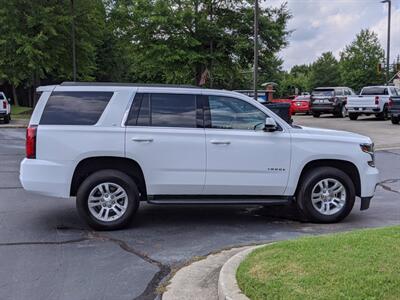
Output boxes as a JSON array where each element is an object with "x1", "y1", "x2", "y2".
[
  {"x1": 346, "y1": 86, "x2": 399, "y2": 120},
  {"x1": 0, "y1": 92, "x2": 11, "y2": 124}
]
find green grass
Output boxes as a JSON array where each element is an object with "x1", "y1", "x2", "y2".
[
  {"x1": 11, "y1": 106, "x2": 32, "y2": 119},
  {"x1": 237, "y1": 226, "x2": 400, "y2": 300}
]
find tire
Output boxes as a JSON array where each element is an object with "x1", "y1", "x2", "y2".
[
  {"x1": 392, "y1": 116, "x2": 400, "y2": 125},
  {"x1": 76, "y1": 169, "x2": 139, "y2": 230},
  {"x1": 376, "y1": 105, "x2": 389, "y2": 120},
  {"x1": 3, "y1": 115, "x2": 10, "y2": 124},
  {"x1": 349, "y1": 113, "x2": 358, "y2": 120},
  {"x1": 335, "y1": 104, "x2": 347, "y2": 118},
  {"x1": 312, "y1": 112, "x2": 320, "y2": 118},
  {"x1": 296, "y1": 167, "x2": 355, "y2": 223}
]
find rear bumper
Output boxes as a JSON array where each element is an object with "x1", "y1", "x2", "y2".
[
  {"x1": 311, "y1": 104, "x2": 338, "y2": 113},
  {"x1": 20, "y1": 158, "x2": 72, "y2": 198},
  {"x1": 389, "y1": 109, "x2": 400, "y2": 117},
  {"x1": 0, "y1": 111, "x2": 7, "y2": 116},
  {"x1": 347, "y1": 106, "x2": 380, "y2": 113},
  {"x1": 292, "y1": 106, "x2": 310, "y2": 113}
]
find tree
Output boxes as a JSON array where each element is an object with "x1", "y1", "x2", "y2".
[
  {"x1": 0, "y1": 0, "x2": 106, "y2": 106},
  {"x1": 309, "y1": 52, "x2": 340, "y2": 89},
  {"x1": 106, "y1": 0, "x2": 291, "y2": 89},
  {"x1": 339, "y1": 29, "x2": 385, "y2": 92}
]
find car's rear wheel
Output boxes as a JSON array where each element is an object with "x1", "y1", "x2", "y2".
[
  {"x1": 391, "y1": 116, "x2": 399, "y2": 125},
  {"x1": 4, "y1": 115, "x2": 10, "y2": 124},
  {"x1": 376, "y1": 105, "x2": 389, "y2": 120},
  {"x1": 336, "y1": 104, "x2": 347, "y2": 118},
  {"x1": 296, "y1": 167, "x2": 355, "y2": 223},
  {"x1": 349, "y1": 112, "x2": 358, "y2": 120},
  {"x1": 76, "y1": 169, "x2": 139, "y2": 230}
]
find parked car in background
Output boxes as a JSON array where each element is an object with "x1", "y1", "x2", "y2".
[
  {"x1": 310, "y1": 87, "x2": 355, "y2": 118},
  {"x1": 346, "y1": 86, "x2": 398, "y2": 120},
  {"x1": 291, "y1": 95, "x2": 311, "y2": 115},
  {"x1": 20, "y1": 82, "x2": 378, "y2": 230},
  {"x1": 0, "y1": 92, "x2": 11, "y2": 124},
  {"x1": 389, "y1": 88, "x2": 400, "y2": 124}
]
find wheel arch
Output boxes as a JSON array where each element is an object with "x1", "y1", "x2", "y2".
[
  {"x1": 70, "y1": 156, "x2": 147, "y2": 199},
  {"x1": 295, "y1": 159, "x2": 361, "y2": 197}
]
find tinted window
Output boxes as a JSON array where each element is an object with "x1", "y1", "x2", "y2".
[
  {"x1": 126, "y1": 93, "x2": 197, "y2": 128},
  {"x1": 312, "y1": 89, "x2": 334, "y2": 97},
  {"x1": 361, "y1": 87, "x2": 388, "y2": 95},
  {"x1": 208, "y1": 96, "x2": 266, "y2": 130},
  {"x1": 151, "y1": 94, "x2": 196, "y2": 128},
  {"x1": 390, "y1": 87, "x2": 398, "y2": 96},
  {"x1": 40, "y1": 91, "x2": 113, "y2": 125}
]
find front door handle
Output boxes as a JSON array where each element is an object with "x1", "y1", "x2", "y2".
[
  {"x1": 131, "y1": 138, "x2": 153, "y2": 143},
  {"x1": 210, "y1": 140, "x2": 231, "y2": 145}
]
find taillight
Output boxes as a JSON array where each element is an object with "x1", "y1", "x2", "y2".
[
  {"x1": 26, "y1": 125, "x2": 37, "y2": 159},
  {"x1": 2, "y1": 101, "x2": 6, "y2": 109},
  {"x1": 389, "y1": 98, "x2": 393, "y2": 108},
  {"x1": 375, "y1": 96, "x2": 380, "y2": 105}
]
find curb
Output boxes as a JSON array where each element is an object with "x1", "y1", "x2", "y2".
[{"x1": 218, "y1": 244, "x2": 267, "y2": 300}]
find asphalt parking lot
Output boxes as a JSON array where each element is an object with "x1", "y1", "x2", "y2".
[{"x1": 0, "y1": 120, "x2": 399, "y2": 300}]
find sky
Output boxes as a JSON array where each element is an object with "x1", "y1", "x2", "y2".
[{"x1": 265, "y1": 0, "x2": 400, "y2": 70}]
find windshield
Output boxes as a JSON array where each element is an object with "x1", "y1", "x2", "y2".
[
  {"x1": 312, "y1": 90, "x2": 334, "y2": 97},
  {"x1": 361, "y1": 87, "x2": 388, "y2": 95}
]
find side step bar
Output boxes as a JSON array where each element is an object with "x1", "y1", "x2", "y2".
[{"x1": 147, "y1": 196, "x2": 294, "y2": 205}]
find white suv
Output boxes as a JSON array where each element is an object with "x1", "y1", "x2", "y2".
[
  {"x1": 20, "y1": 82, "x2": 379, "y2": 230},
  {"x1": 0, "y1": 92, "x2": 11, "y2": 123}
]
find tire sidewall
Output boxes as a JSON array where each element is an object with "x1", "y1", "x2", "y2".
[
  {"x1": 76, "y1": 170, "x2": 139, "y2": 230},
  {"x1": 298, "y1": 168, "x2": 355, "y2": 223}
]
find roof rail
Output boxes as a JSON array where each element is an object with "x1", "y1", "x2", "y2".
[{"x1": 60, "y1": 82, "x2": 199, "y2": 88}]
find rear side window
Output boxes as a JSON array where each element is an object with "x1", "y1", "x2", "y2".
[
  {"x1": 126, "y1": 93, "x2": 198, "y2": 128},
  {"x1": 40, "y1": 91, "x2": 113, "y2": 125},
  {"x1": 312, "y1": 89, "x2": 334, "y2": 97},
  {"x1": 361, "y1": 87, "x2": 388, "y2": 95}
]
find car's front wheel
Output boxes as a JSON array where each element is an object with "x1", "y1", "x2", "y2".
[
  {"x1": 296, "y1": 167, "x2": 355, "y2": 223},
  {"x1": 76, "y1": 169, "x2": 139, "y2": 230}
]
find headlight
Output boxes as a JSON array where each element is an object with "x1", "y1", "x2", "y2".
[{"x1": 360, "y1": 143, "x2": 375, "y2": 167}]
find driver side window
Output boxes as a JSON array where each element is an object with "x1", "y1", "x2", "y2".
[{"x1": 208, "y1": 96, "x2": 266, "y2": 130}]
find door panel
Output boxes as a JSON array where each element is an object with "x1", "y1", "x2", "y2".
[
  {"x1": 204, "y1": 95, "x2": 291, "y2": 195},
  {"x1": 126, "y1": 127, "x2": 206, "y2": 194},
  {"x1": 125, "y1": 92, "x2": 206, "y2": 195}
]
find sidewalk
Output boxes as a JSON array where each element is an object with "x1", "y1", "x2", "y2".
[
  {"x1": 162, "y1": 246, "x2": 252, "y2": 300},
  {"x1": 0, "y1": 119, "x2": 28, "y2": 128}
]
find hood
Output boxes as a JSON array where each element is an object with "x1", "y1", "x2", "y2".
[{"x1": 293, "y1": 126, "x2": 372, "y2": 144}]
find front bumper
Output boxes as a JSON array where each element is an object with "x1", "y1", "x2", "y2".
[{"x1": 358, "y1": 165, "x2": 379, "y2": 210}]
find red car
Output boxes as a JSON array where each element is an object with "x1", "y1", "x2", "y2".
[{"x1": 291, "y1": 95, "x2": 311, "y2": 115}]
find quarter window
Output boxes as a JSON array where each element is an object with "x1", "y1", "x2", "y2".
[
  {"x1": 208, "y1": 96, "x2": 266, "y2": 130},
  {"x1": 40, "y1": 91, "x2": 113, "y2": 125}
]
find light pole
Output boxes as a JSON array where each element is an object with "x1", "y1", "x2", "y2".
[
  {"x1": 253, "y1": 0, "x2": 259, "y2": 100},
  {"x1": 71, "y1": 0, "x2": 77, "y2": 81},
  {"x1": 382, "y1": 0, "x2": 391, "y2": 84}
]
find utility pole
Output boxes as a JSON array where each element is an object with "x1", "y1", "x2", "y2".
[
  {"x1": 253, "y1": 0, "x2": 259, "y2": 100},
  {"x1": 382, "y1": 0, "x2": 391, "y2": 84},
  {"x1": 71, "y1": 0, "x2": 77, "y2": 81}
]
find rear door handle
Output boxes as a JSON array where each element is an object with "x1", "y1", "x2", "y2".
[
  {"x1": 131, "y1": 138, "x2": 153, "y2": 143},
  {"x1": 210, "y1": 140, "x2": 231, "y2": 145}
]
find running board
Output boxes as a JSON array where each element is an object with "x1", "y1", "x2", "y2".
[{"x1": 147, "y1": 196, "x2": 293, "y2": 205}]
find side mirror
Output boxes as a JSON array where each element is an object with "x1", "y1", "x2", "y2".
[{"x1": 264, "y1": 117, "x2": 278, "y2": 132}]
